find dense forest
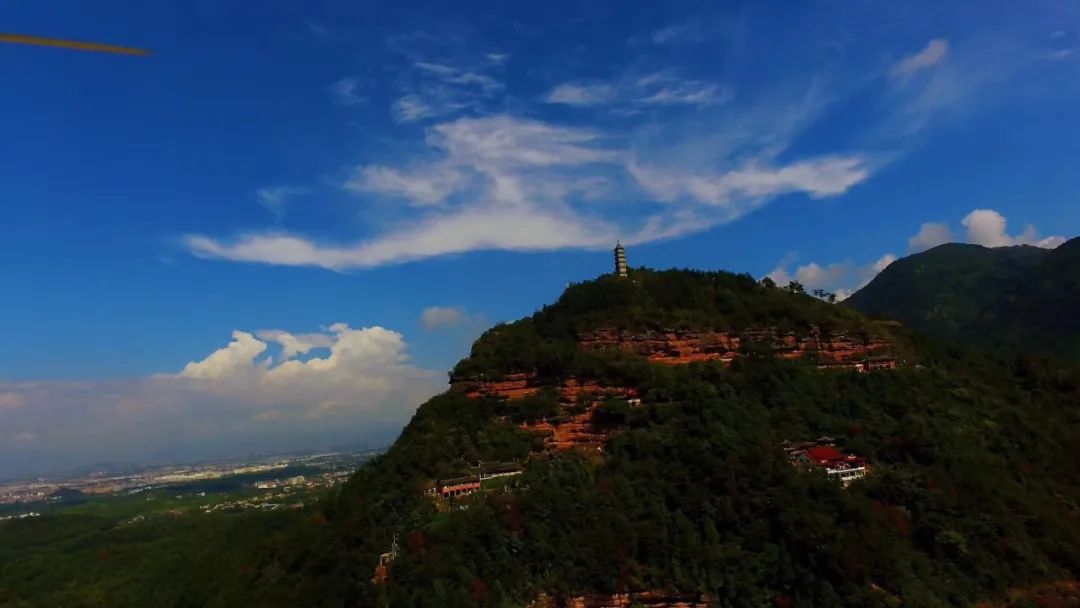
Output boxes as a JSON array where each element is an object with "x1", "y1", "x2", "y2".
[
  {"x1": 2, "y1": 268, "x2": 1079, "y2": 607},
  {"x1": 847, "y1": 237, "x2": 1080, "y2": 361}
]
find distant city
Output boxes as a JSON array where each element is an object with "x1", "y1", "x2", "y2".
[{"x1": 0, "y1": 448, "x2": 383, "y2": 520}]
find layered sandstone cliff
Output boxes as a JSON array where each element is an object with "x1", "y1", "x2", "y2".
[
  {"x1": 453, "y1": 374, "x2": 638, "y2": 404},
  {"x1": 577, "y1": 326, "x2": 892, "y2": 366},
  {"x1": 529, "y1": 591, "x2": 712, "y2": 608},
  {"x1": 450, "y1": 325, "x2": 894, "y2": 452}
]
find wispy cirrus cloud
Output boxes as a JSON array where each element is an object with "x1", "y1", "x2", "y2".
[
  {"x1": 544, "y1": 83, "x2": 617, "y2": 106},
  {"x1": 544, "y1": 70, "x2": 731, "y2": 109},
  {"x1": 182, "y1": 26, "x2": 1059, "y2": 271},
  {"x1": 329, "y1": 77, "x2": 365, "y2": 106},
  {"x1": 184, "y1": 108, "x2": 871, "y2": 270},
  {"x1": 892, "y1": 38, "x2": 950, "y2": 78},
  {"x1": 391, "y1": 56, "x2": 505, "y2": 123},
  {"x1": 256, "y1": 186, "x2": 307, "y2": 221}
]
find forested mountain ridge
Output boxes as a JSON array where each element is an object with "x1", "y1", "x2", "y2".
[
  {"x1": 846, "y1": 237, "x2": 1080, "y2": 361},
  {"x1": 3, "y1": 268, "x2": 1079, "y2": 607},
  {"x1": 304, "y1": 268, "x2": 1080, "y2": 607}
]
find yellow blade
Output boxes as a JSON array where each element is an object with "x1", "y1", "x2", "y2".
[{"x1": 0, "y1": 32, "x2": 149, "y2": 56}]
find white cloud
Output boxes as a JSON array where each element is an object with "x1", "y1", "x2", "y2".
[
  {"x1": 255, "y1": 329, "x2": 332, "y2": 361},
  {"x1": 629, "y1": 155, "x2": 871, "y2": 207},
  {"x1": 545, "y1": 70, "x2": 730, "y2": 110},
  {"x1": 961, "y1": 208, "x2": 1065, "y2": 248},
  {"x1": 767, "y1": 252, "x2": 895, "y2": 301},
  {"x1": 0, "y1": 323, "x2": 444, "y2": 478},
  {"x1": 429, "y1": 115, "x2": 618, "y2": 167},
  {"x1": 391, "y1": 59, "x2": 503, "y2": 123},
  {"x1": 180, "y1": 331, "x2": 268, "y2": 379},
  {"x1": 1046, "y1": 48, "x2": 1076, "y2": 61},
  {"x1": 329, "y1": 77, "x2": 365, "y2": 106},
  {"x1": 347, "y1": 164, "x2": 466, "y2": 205},
  {"x1": 184, "y1": 205, "x2": 614, "y2": 270},
  {"x1": 414, "y1": 61, "x2": 501, "y2": 92},
  {"x1": 393, "y1": 94, "x2": 443, "y2": 122},
  {"x1": 636, "y1": 82, "x2": 732, "y2": 107},
  {"x1": 908, "y1": 221, "x2": 955, "y2": 252},
  {"x1": 256, "y1": 186, "x2": 306, "y2": 220},
  {"x1": 420, "y1": 306, "x2": 467, "y2": 330},
  {"x1": 186, "y1": 28, "x2": 1049, "y2": 272},
  {"x1": 186, "y1": 108, "x2": 879, "y2": 271},
  {"x1": 769, "y1": 208, "x2": 1065, "y2": 301},
  {"x1": 650, "y1": 19, "x2": 711, "y2": 45},
  {"x1": 892, "y1": 38, "x2": 950, "y2": 78},
  {"x1": 545, "y1": 83, "x2": 617, "y2": 106}
]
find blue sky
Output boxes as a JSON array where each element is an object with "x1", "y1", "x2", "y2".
[{"x1": 2, "y1": 0, "x2": 1079, "y2": 476}]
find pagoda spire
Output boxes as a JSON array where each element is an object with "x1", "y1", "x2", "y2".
[{"x1": 613, "y1": 241, "x2": 628, "y2": 278}]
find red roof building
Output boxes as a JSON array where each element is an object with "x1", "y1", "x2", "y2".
[{"x1": 794, "y1": 445, "x2": 868, "y2": 486}]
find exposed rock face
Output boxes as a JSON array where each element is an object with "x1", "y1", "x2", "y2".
[
  {"x1": 456, "y1": 373, "x2": 540, "y2": 400},
  {"x1": 529, "y1": 591, "x2": 712, "y2": 608},
  {"x1": 449, "y1": 325, "x2": 893, "y2": 452},
  {"x1": 454, "y1": 374, "x2": 638, "y2": 404},
  {"x1": 578, "y1": 326, "x2": 892, "y2": 366},
  {"x1": 450, "y1": 375, "x2": 639, "y2": 452},
  {"x1": 522, "y1": 409, "x2": 607, "y2": 452}
]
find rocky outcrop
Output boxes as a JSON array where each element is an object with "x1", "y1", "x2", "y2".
[
  {"x1": 451, "y1": 374, "x2": 640, "y2": 452},
  {"x1": 522, "y1": 409, "x2": 607, "y2": 452},
  {"x1": 454, "y1": 374, "x2": 638, "y2": 404},
  {"x1": 578, "y1": 326, "x2": 893, "y2": 366},
  {"x1": 529, "y1": 591, "x2": 712, "y2": 608},
  {"x1": 450, "y1": 326, "x2": 893, "y2": 452},
  {"x1": 455, "y1": 373, "x2": 540, "y2": 400}
]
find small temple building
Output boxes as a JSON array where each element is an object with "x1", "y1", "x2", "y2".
[{"x1": 794, "y1": 445, "x2": 868, "y2": 486}]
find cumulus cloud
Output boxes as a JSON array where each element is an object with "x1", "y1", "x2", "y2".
[
  {"x1": 908, "y1": 221, "x2": 955, "y2": 252},
  {"x1": 769, "y1": 208, "x2": 1066, "y2": 300},
  {"x1": 962, "y1": 208, "x2": 1066, "y2": 249},
  {"x1": 180, "y1": 330, "x2": 268, "y2": 379},
  {"x1": 768, "y1": 253, "x2": 896, "y2": 301},
  {"x1": 420, "y1": 306, "x2": 467, "y2": 330},
  {"x1": 0, "y1": 324, "x2": 444, "y2": 478},
  {"x1": 255, "y1": 329, "x2": 332, "y2": 361},
  {"x1": 893, "y1": 38, "x2": 950, "y2": 78}
]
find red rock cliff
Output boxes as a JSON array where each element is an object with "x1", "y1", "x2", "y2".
[
  {"x1": 577, "y1": 326, "x2": 892, "y2": 366},
  {"x1": 529, "y1": 591, "x2": 712, "y2": 608}
]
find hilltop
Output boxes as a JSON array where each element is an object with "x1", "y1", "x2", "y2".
[
  {"x1": 3, "y1": 267, "x2": 1079, "y2": 607},
  {"x1": 847, "y1": 237, "x2": 1080, "y2": 361}
]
